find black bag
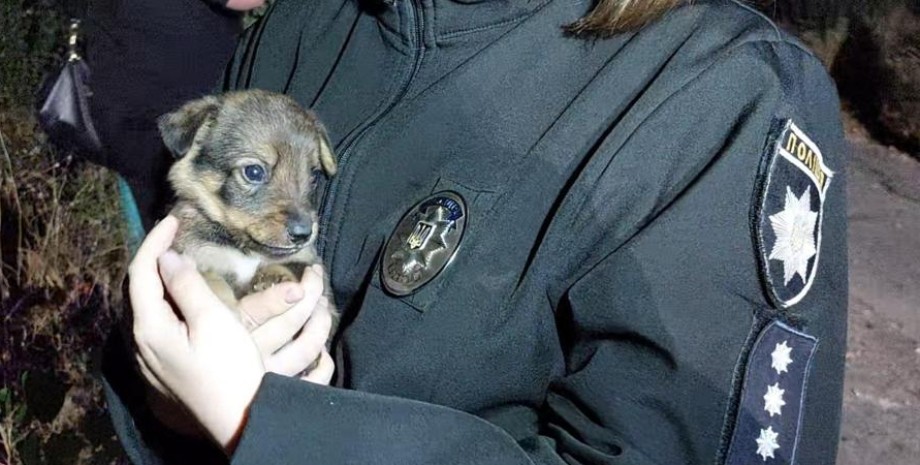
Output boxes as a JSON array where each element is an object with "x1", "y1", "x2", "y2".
[{"x1": 37, "y1": 19, "x2": 103, "y2": 160}]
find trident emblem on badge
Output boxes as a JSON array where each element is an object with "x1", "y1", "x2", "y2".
[{"x1": 407, "y1": 221, "x2": 435, "y2": 250}]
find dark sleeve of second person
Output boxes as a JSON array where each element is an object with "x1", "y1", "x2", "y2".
[{"x1": 229, "y1": 39, "x2": 847, "y2": 465}]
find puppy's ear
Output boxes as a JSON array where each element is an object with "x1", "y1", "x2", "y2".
[
  {"x1": 158, "y1": 96, "x2": 220, "y2": 158},
  {"x1": 315, "y1": 123, "x2": 337, "y2": 176}
]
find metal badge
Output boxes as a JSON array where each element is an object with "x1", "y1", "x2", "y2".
[{"x1": 381, "y1": 191, "x2": 467, "y2": 296}]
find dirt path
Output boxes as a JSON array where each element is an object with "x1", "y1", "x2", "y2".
[{"x1": 838, "y1": 132, "x2": 920, "y2": 465}]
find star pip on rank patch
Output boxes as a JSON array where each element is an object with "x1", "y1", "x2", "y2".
[
  {"x1": 754, "y1": 119, "x2": 833, "y2": 308},
  {"x1": 725, "y1": 321, "x2": 818, "y2": 465}
]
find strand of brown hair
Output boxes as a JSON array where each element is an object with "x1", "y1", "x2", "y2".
[{"x1": 566, "y1": 0, "x2": 688, "y2": 37}]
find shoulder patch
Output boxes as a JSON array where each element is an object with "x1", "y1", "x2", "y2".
[
  {"x1": 754, "y1": 119, "x2": 833, "y2": 308},
  {"x1": 726, "y1": 320, "x2": 818, "y2": 465}
]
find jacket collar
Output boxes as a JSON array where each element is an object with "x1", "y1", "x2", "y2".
[{"x1": 372, "y1": 0, "x2": 555, "y2": 47}]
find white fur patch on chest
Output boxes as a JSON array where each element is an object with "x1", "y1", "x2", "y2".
[{"x1": 187, "y1": 245, "x2": 262, "y2": 287}]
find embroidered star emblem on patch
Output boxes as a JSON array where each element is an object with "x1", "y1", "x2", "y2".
[
  {"x1": 768, "y1": 186, "x2": 818, "y2": 286},
  {"x1": 754, "y1": 119, "x2": 833, "y2": 308},
  {"x1": 756, "y1": 426, "x2": 781, "y2": 461},
  {"x1": 771, "y1": 341, "x2": 793, "y2": 374},
  {"x1": 763, "y1": 383, "x2": 786, "y2": 417}
]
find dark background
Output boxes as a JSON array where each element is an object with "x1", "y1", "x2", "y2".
[{"x1": 0, "y1": 1, "x2": 917, "y2": 464}]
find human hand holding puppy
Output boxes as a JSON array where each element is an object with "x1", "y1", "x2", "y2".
[
  {"x1": 130, "y1": 216, "x2": 333, "y2": 454},
  {"x1": 238, "y1": 270, "x2": 335, "y2": 381}
]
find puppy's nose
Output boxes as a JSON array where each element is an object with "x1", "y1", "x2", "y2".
[{"x1": 286, "y1": 215, "x2": 313, "y2": 244}]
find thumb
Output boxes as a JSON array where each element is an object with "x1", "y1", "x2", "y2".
[{"x1": 158, "y1": 250, "x2": 229, "y2": 327}]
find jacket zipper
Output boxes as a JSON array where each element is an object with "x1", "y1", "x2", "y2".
[{"x1": 318, "y1": 0, "x2": 425, "y2": 259}]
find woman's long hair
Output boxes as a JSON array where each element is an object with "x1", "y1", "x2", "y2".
[{"x1": 568, "y1": 0, "x2": 686, "y2": 36}]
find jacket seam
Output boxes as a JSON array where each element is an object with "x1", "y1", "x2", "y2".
[
  {"x1": 563, "y1": 38, "x2": 785, "y2": 289},
  {"x1": 725, "y1": 0, "x2": 823, "y2": 62},
  {"x1": 436, "y1": 0, "x2": 554, "y2": 39},
  {"x1": 727, "y1": 0, "x2": 783, "y2": 41}
]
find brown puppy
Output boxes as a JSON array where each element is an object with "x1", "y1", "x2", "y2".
[
  {"x1": 147, "y1": 90, "x2": 336, "y2": 435},
  {"x1": 158, "y1": 89, "x2": 336, "y2": 317}
]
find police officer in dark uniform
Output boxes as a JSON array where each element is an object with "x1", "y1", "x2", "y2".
[{"x1": 106, "y1": 0, "x2": 848, "y2": 464}]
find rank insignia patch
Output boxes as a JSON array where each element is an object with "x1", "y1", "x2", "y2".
[
  {"x1": 755, "y1": 120, "x2": 833, "y2": 308},
  {"x1": 381, "y1": 191, "x2": 467, "y2": 296},
  {"x1": 725, "y1": 321, "x2": 818, "y2": 465}
]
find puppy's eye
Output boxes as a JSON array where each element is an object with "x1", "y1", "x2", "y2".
[
  {"x1": 242, "y1": 165, "x2": 266, "y2": 183},
  {"x1": 310, "y1": 169, "x2": 322, "y2": 186}
]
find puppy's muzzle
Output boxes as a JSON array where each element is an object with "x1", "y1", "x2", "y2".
[{"x1": 286, "y1": 214, "x2": 313, "y2": 245}]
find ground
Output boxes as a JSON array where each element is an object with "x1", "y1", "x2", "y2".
[{"x1": 837, "y1": 120, "x2": 920, "y2": 465}]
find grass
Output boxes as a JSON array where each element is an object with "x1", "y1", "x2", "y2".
[
  {"x1": 1, "y1": 96, "x2": 129, "y2": 465},
  {"x1": 0, "y1": 113, "x2": 127, "y2": 297},
  {"x1": 0, "y1": 383, "x2": 29, "y2": 465},
  {"x1": 1, "y1": 1, "x2": 129, "y2": 464},
  {"x1": 0, "y1": 0, "x2": 62, "y2": 111}
]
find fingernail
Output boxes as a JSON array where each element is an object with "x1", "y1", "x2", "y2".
[
  {"x1": 158, "y1": 250, "x2": 182, "y2": 276},
  {"x1": 284, "y1": 285, "x2": 304, "y2": 303},
  {"x1": 311, "y1": 264, "x2": 324, "y2": 277}
]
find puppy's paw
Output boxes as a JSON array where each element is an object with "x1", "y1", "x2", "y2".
[
  {"x1": 251, "y1": 264, "x2": 298, "y2": 293},
  {"x1": 203, "y1": 271, "x2": 239, "y2": 309}
]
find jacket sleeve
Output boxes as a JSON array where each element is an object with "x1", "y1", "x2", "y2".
[{"x1": 230, "y1": 41, "x2": 847, "y2": 465}]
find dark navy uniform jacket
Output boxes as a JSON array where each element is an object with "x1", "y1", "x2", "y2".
[{"x1": 103, "y1": 0, "x2": 848, "y2": 464}]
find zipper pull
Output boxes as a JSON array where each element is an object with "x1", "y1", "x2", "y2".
[{"x1": 67, "y1": 19, "x2": 82, "y2": 62}]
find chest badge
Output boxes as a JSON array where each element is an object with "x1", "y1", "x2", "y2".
[
  {"x1": 755, "y1": 120, "x2": 834, "y2": 308},
  {"x1": 381, "y1": 191, "x2": 467, "y2": 296}
]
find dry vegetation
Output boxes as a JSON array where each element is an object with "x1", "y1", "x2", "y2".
[
  {"x1": 1, "y1": 114, "x2": 127, "y2": 465},
  {"x1": 1, "y1": 1, "x2": 128, "y2": 464}
]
